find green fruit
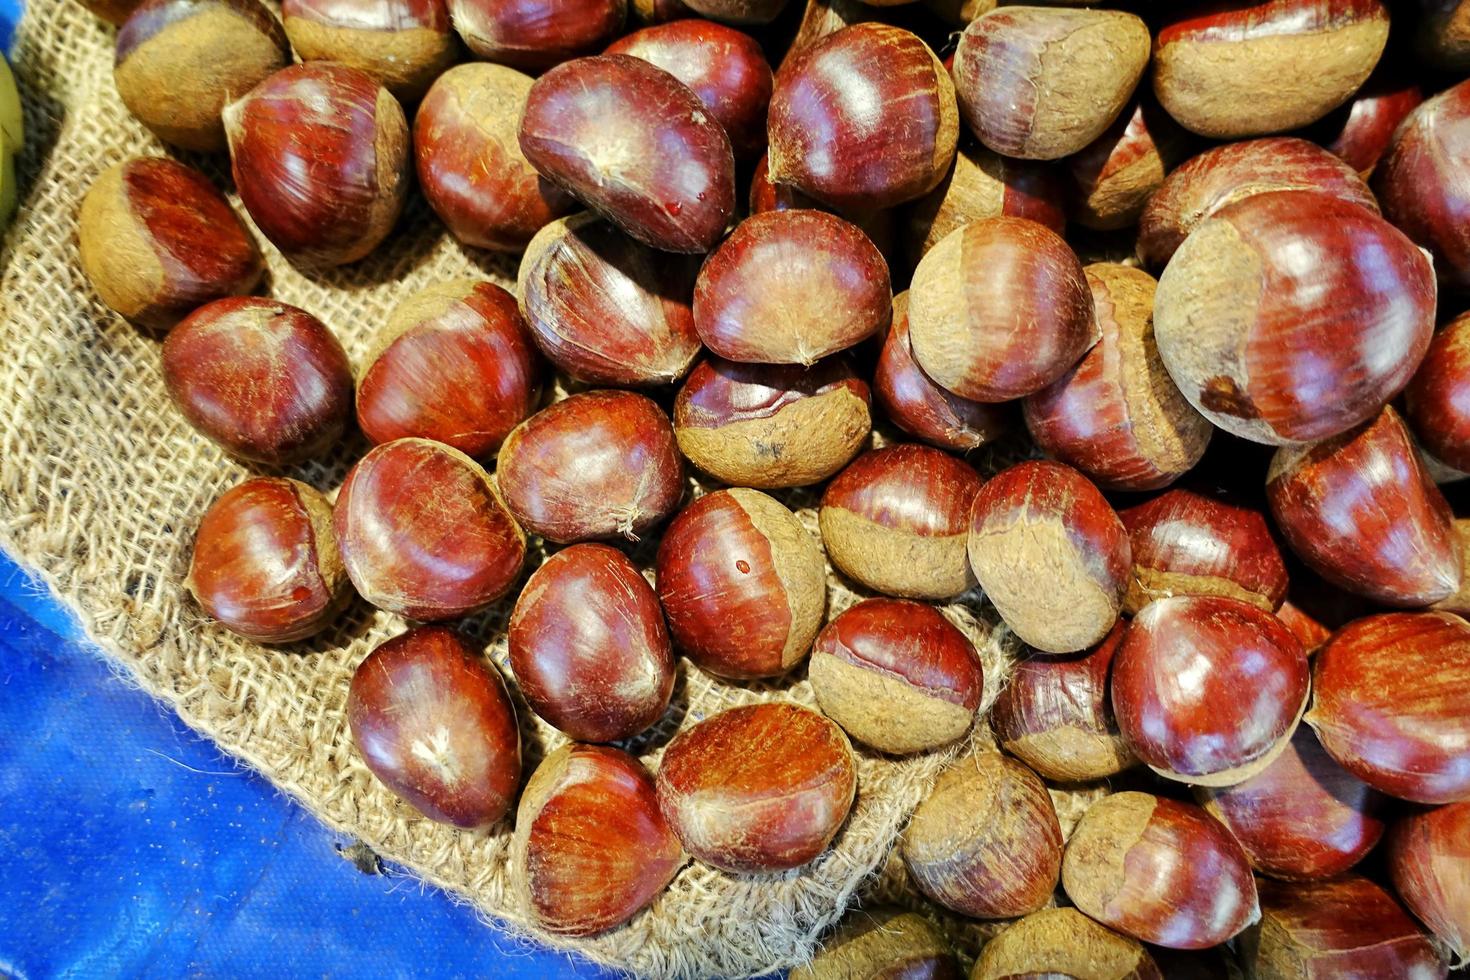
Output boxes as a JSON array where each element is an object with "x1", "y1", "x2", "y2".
[{"x1": 0, "y1": 55, "x2": 21, "y2": 156}]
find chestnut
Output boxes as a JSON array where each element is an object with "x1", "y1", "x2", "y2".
[
  {"x1": 693, "y1": 209, "x2": 890, "y2": 366},
  {"x1": 606, "y1": 19, "x2": 773, "y2": 161},
  {"x1": 991, "y1": 622, "x2": 1136, "y2": 783},
  {"x1": 673, "y1": 355, "x2": 871, "y2": 489},
  {"x1": 655, "y1": 702, "x2": 856, "y2": 873},
  {"x1": 872, "y1": 292, "x2": 1011, "y2": 454},
  {"x1": 508, "y1": 544, "x2": 674, "y2": 743},
  {"x1": 186, "y1": 477, "x2": 350, "y2": 643},
  {"x1": 81, "y1": 0, "x2": 145, "y2": 25},
  {"x1": 1068, "y1": 101, "x2": 1190, "y2": 232},
  {"x1": 1406, "y1": 312, "x2": 1470, "y2": 474},
  {"x1": 162, "y1": 298, "x2": 354, "y2": 465},
  {"x1": 496, "y1": 390, "x2": 684, "y2": 544},
  {"x1": 1374, "y1": 79, "x2": 1470, "y2": 293},
  {"x1": 1241, "y1": 877, "x2": 1448, "y2": 979},
  {"x1": 517, "y1": 214, "x2": 701, "y2": 387},
  {"x1": 1387, "y1": 801, "x2": 1470, "y2": 961},
  {"x1": 511, "y1": 744, "x2": 683, "y2": 937},
  {"x1": 78, "y1": 157, "x2": 262, "y2": 332},
  {"x1": 1062, "y1": 792, "x2": 1259, "y2": 949},
  {"x1": 901, "y1": 752, "x2": 1062, "y2": 919},
  {"x1": 1112, "y1": 595, "x2": 1309, "y2": 786},
  {"x1": 952, "y1": 7, "x2": 1150, "y2": 160},
  {"x1": 1197, "y1": 726, "x2": 1387, "y2": 881},
  {"x1": 780, "y1": 0, "x2": 868, "y2": 68},
  {"x1": 1434, "y1": 519, "x2": 1470, "y2": 619},
  {"x1": 1022, "y1": 263, "x2": 1212, "y2": 492},
  {"x1": 791, "y1": 907, "x2": 960, "y2": 980},
  {"x1": 281, "y1": 0, "x2": 456, "y2": 101},
  {"x1": 334, "y1": 438, "x2": 527, "y2": 620},
  {"x1": 966, "y1": 460, "x2": 1130, "y2": 654},
  {"x1": 115, "y1": 0, "x2": 290, "y2": 152},
  {"x1": 1137, "y1": 136, "x2": 1378, "y2": 270},
  {"x1": 677, "y1": 0, "x2": 785, "y2": 27},
  {"x1": 973, "y1": 908, "x2": 1162, "y2": 980},
  {"x1": 747, "y1": 152, "x2": 898, "y2": 259},
  {"x1": 631, "y1": 0, "x2": 692, "y2": 22},
  {"x1": 903, "y1": 142, "x2": 1066, "y2": 264},
  {"x1": 357, "y1": 280, "x2": 540, "y2": 458},
  {"x1": 1416, "y1": 0, "x2": 1470, "y2": 71},
  {"x1": 1266, "y1": 407, "x2": 1461, "y2": 607},
  {"x1": 1307, "y1": 611, "x2": 1470, "y2": 804},
  {"x1": 809, "y1": 598, "x2": 982, "y2": 754},
  {"x1": 1277, "y1": 597, "x2": 1335, "y2": 655},
  {"x1": 1153, "y1": 190, "x2": 1435, "y2": 446},
  {"x1": 414, "y1": 63, "x2": 576, "y2": 252},
  {"x1": 347, "y1": 625, "x2": 520, "y2": 828},
  {"x1": 1303, "y1": 66, "x2": 1422, "y2": 177},
  {"x1": 768, "y1": 24, "x2": 957, "y2": 212},
  {"x1": 1152, "y1": 0, "x2": 1390, "y2": 139},
  {"x1": 1118, "y1": 489, "x2": 1288, "y2": 614},
  {"x1": 818, "y1": 444, "x2": 981, "y2": 600},
  {"x1": 655, "y1": 488, "x2": 825, "y2": 680},
  {"x1": 224, "y1": 63, "x2": 409, "y2": 269},
  {"x1": 448, "y1": 0, "x2": 624, "y2": 70},
  {"x1": 909, "y1": 217, "x2": 1094, "y2": 403},
  {"x1": 519, "y1": 54, "x2": 735, "y2": 254}
]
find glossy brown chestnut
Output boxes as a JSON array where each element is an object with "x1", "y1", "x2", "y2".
[
  {"x1": 1023, "y1": 264, "x2": 1211, "y2": 492},
  {"x1": 655, "y1": 702, "x2": 856, "y2": 873},
  {"x1": 356, "y1": 280, "x2": 539, "y2": 458},
  {"x1": 791, "y1": 907, "x2": 960, "y2": 980},
  {"x1": 162, "y1": 298, "x2": 354, "y2": 465},
  {"x1": 115, "y1": 0, "x2": 289, "y2": 151},
  {"x1": 448, "y1": 0, "x2": 624, "y2": 70},
  {"x1": 1137, "y1": 136, "x2": 1378, "y2": 270},
  {"x1": 768, "y1": 24, "x2": 957, "y2": 212},
  {"x1": 1197, "y1": 725, "x2": 1387, "y2": 881},
  {"x1": 1242, "y1": 876, "x2": 1448, "y2": 979},
  {"x1": 818, "y1": 444, "x2": 981, "y2": 599},
  {"x1": 973, "y1": 908, "x2": 1162, "y2": 980},
  {"x1": 1154, "y1": 191, "x2": 1436, "y2": 446},
  {"x1": 186, "y1": 477, "x2": 350, "y2": 643},
  {"x1": 1276, "y1": 597, "x2": 1335, "y2": 654},
  {"x1": 1069, "y1": 100, "x2": 1190, "y2": 232},
  {"x1": 872, "y1": 292, "x2": 1011, "y2": 453},
  {"x1": 991, "y1": 622, "x2": 1136, "y2": 783},
  {"x1": 1113, "y1": 595, "x2": 1309, "y2": 786},
  {"x1": 967, "y1": 460, "x2": 1130, "y2": 654},
  {"x1": 496, "y1": 390, "x2": 683, "y2": 544},
  {"x1": 677, "y1": 0, "x2": 784, "y2": 27},
  {"x1": 606, "y1": 19, "x2": 773, "y2": 161},
  {"x1": 347, "y1": 625, "x2": 520, "y2": 828},
  {"x1": 1118, "y1": 489, "x2": 1288, "y2": 614},
  {"x1": 414, "y1": 63, "x2": 575, "y2": 252},
  {"x1": 693, "y1": 209, "x2": 890, "y2": 366},
  {"x1": 281, "y1": 0, "x2": 456, "y2": 101},
  {"x1": 77, "y1": 157, "x2": 262, "y2": 332},
  {"x1": 82, "y1": 0, "x2": 145, "y2": 25},
  {"x1": 655, "y1": 488, "x2": 824, "y2": 679},
  {"x1": 909, "y1": 217, "x2": 1095, "y2": 403},
  {"x1": 517, "y1": 214, "x2": 701, "y2": 387},
  {"x1": 224, "y1": 63, "x2": 409, "y2": 268},
  {"x1": 1387, "y1": 801, "x2": 1470, "y2": 961},
  {"x1": 519, "y1": 54, "x2": 735, "y2": 254},
  {"x1": 1307, "y1": 612, "x2": 1470, "y2": 804},
  {"x1": 901, "y1": 752, "x2": 1062, "y2": 919},
  {"x1": 1375, "y1": 79, "x2": 1470, "y2": 293},
  {"x1": 1416, "y1": 0, "x2": 1470, "y2": 71},
  {"x1": 673, "y1": 355, "x2": 871, "y2": 489},
  {"x1": 511, "y1": 744, "x2": 683, "y2": 937},
  {"x1": 1063, "y1": 792, "x2": 1259, "y2": 949},
  {"x1": 1406, "y1": 312, "x2": 1470, "y2": 474},
  {"x1": 508, "y1": 544, "x2": 674, "y2": 743},
  {"x1": 903, "y1": 142, "x2": 1066, "y2": 264},
  {"x1": 1267, "y1": 407, "x2": 1461, "y2": 606},
  {"x1": 746, "y1": 153, "x2": 898, "y2": 259},
  {"x1": 952, "y1": 7, "x2": 1150, "y2": 161},
  {"x1": 334, "y1": 438, "x2": 527, "y2": 620},
  {"x1": 809, "y1": 598, "x2": 982, "y2": 754},
  {"x1": 1303, "y1": 66, "x2": 1422, "y2": 176},
  {"x1": 1153, "y1": 0, "x2": 1390, "y2": 139}
]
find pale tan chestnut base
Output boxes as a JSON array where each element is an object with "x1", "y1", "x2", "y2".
[
  {"x1": 1124, "y1": 566, "x2": 1276, "y2": 616},
  {"x1": 1002, "y1": 724, "x2": 1135, "y2": 783},
  {"x1": 284, "y1": 19, "x2": 455, "y2": 101},
  {"x1": 789, "y1": 908, "x2": 955, "y2": 980},
  {"x1": 820, "y1": 507, "x2": 973, "y2": 599},
  {"x1": 972, "y1": 908, "x2": 1156, "y2": 980},
  {"x1": 809, "y1": 649, "x2": 975, "y2": 754},
  {"x1": 731, "y1": 487, "x2": 828, "y2": 671},
  {"x1": 676, "y1": 389, "x2": 870, "y2": 489},
  {"x1": 77, "y1": 163, "x2": 167, "y2": 325}
]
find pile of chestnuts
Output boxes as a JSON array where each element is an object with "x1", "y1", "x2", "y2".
[{"x1": 70, "y1": 0, "x2": 1470, "y2": 971}]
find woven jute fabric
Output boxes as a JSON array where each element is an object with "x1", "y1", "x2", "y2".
[{"x1": 0, "y1": 2, "x2": 1042, "y2": 975}]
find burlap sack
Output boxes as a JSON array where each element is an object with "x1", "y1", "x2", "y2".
[{"x1": 0, "y1": 3, "x2": 1033, "y2": 974}]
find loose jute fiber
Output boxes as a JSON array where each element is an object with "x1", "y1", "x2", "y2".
[{"x1": 0, "y1": 3, "x2": 1034, "y2": 975}]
